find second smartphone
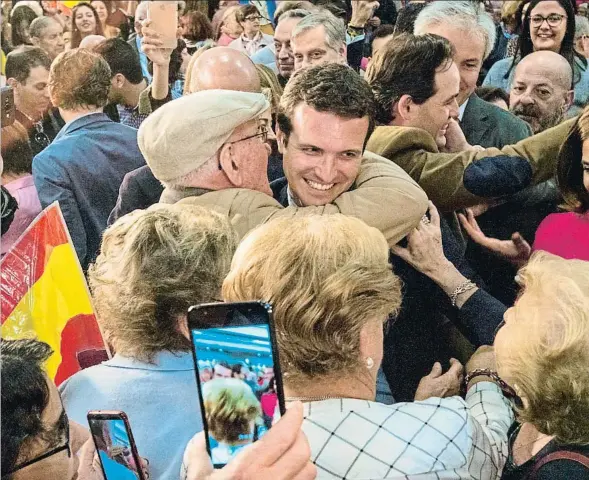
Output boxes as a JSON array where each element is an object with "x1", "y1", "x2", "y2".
[{"x1": 187, "y1": 301, "x2": 286, "y2": 468}]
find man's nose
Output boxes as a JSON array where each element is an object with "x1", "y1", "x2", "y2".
[
  {"x1": 519, "y1": 92, "x2": 535, "y2": 105},
  {"x1": 315, "y1": 157, "x2": 337, "y2": 183}
]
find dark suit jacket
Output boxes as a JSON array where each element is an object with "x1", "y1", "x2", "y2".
[
  {"x1": 32, "y1": 113, "x2": 145, "y2": 270},
  {"x1": 461, "y1": 93, "x2": 532, "y2": 149},
  {"x1": 108, "y1": 165, "x2": 163, "y2": 226}
]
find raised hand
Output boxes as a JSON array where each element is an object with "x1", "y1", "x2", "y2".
[{"x1": 458, "y1": 209, "x2": 531, "y2": 267}]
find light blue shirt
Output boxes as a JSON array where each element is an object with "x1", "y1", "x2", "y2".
[
  {"x1": 60, "y1": 351, "x2": 201, "y2": 480},
  {"x1": 136, "y1": 36, "x2": 152, "y2": 83}
]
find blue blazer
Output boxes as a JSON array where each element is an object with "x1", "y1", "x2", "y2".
[{"x1": 33, "y1": 113, "x2": 145, "y2": 269}]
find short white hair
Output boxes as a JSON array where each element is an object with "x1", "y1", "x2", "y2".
[
  {"x1": 291, "y1": 11, "x2": 346, "y2": 52},
  {"x1": 414, "y1": 1, "x2": 497, "y2": 60}
]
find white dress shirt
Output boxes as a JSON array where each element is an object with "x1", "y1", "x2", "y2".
[{"x1": 300, "y1": 382, "x2": 514, "y2": 479}]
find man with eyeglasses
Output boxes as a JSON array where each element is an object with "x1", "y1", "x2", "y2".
[
  {"x1": 138, "y1": 89, "x2": 274, "y2": 206},
  {"x1": 1, "y1": 339, "x2": 100, "y2": 480},
  {"x1": 5, "y1": 46, "x2": 65, "y2": 157}
]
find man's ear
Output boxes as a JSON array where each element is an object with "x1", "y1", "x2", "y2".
[
  {"x1": 6, "y1": 78, "x2": 18, "y2": 89},
  {"x1": 339, "y1": 43, "x2": 347, "y2": 63},
  {"x1": 275, "y1": 123, "x2": 287, "y2": 154},
  {"x1": 112, "y1": 73, "x2": 126, "y2": 89},
  {"x1": 218, "y1": 143, "x2": 243, "y2": 186},
  {"x1": 564, "y1": 89, "x2": 574, "y2": 111},
  {"x1": 396, "y1": 94, "x2": 416, "y2": 123},
  {"x1": 30, "y1": 36, "x2": 40, "y2": 47}
]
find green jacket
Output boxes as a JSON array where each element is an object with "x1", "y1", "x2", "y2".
[{"x1": 366, "y1": 118, "x2": 576, "y2": 212}]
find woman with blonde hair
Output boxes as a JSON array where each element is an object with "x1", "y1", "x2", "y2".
[
  {"x1": 59, "y1": 203, "x2": 238, "y2": 480},
  {"x1": 495, "y1": 252, "x2": 589, "y2": 478},
  {"x1": 222, "y1": 214, "x2": 515, "y2": 479},
  {"x1": 203, "y1": 378, "x2": 264, "y2": 464},
  {"x1": 212, "y1": 6, "x2": 243, "y2": 47}
]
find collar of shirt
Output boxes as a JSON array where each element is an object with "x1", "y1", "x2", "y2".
[
  {"x1": 458, "y1": 96, "x2": 470, "y2": 122},
  {"x1": 286, "y1": 185, "x2": 302, "y2": 206},
  {"x1": 241, "y1": 31, "x2": 263, "y2": 45},
  {"x1": 61, "y1": 111, "x2": 104, "y2": 132},
  {"x1": 104, "y1": 351, "x2": 195, "y2": 371},
  {"x1": 4, "y1": 174, "x2": 35, "y2": 193}
]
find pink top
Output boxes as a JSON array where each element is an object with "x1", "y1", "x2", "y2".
[
  {"x1": 260, "y1": 392, "x2": 278, "y2": 418},
  {"x1": 533, "y1": 212, "x2": 589, "y2": 261},
  {"x1": 217, "y1": 33, "x2": 236, "y2": 47},
  {"x1": 2, "y1": 175, "x2": 42, "y2": 255}
]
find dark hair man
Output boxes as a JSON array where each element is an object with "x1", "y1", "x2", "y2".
[
  {"x1": 367, "y1": 33, "x2": 460, "y2": 150},
  {"x1": 94, "y1": 37, "x2": 169, "y2": 129},
  {"x1": 32, "y1": 49, "x2": 145, "y2": 270},
  {"x1": 1, "y1": 339, "x2": 90, "y2": 480},
  {"x1": 414, "y1": 1, "x2": 531, "y2": 148},
  {"x1": 5, "y1": 46, "x2": 65, "y2": 156}
]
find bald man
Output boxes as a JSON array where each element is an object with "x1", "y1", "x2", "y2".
[
  {"x1": 79, "y1": 35, "x2": 106, "y2": 50},
  {"x1": 509, "y1": 51, "x2": 574, "y2": 134},
  {"x1": 107, "y1": 47, "x2": 272, "y2": 224},
  {"x1": 186, "y1": 46, "x2": 261, "y2": 93}
]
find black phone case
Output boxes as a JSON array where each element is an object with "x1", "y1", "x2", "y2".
[{"x1": 187, "y1": 301, "x2": 286, "y2": 468}]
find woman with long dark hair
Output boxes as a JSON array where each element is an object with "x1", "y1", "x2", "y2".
[
  {"x1": 484, "y1": 0, "x2": 589, "y2": 111},
  {"x1": 70, "y1": 3, "x2": 105, "y2": 49}
]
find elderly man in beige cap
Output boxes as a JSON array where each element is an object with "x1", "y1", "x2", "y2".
[{"x1": 138, "y1": 89, "x2": 272, "y2": 203}]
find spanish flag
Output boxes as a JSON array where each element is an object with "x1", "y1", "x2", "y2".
[{"x1": 1, "y1": 203, "x2": 107, "y2": 386}]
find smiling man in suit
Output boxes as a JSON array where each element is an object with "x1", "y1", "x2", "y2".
[{"x1": 414, "y1": 1, "x2": 532, "y2": 148}]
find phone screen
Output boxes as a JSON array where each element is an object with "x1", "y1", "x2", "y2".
[
  {"x1": 88, "y1": 414, "x2": 144, "y2": 480},
  {"x1": 188, "y1": 302, "x2": 285, "y2": 468}
]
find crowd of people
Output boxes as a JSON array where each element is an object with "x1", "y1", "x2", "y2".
[{"x1": 1, "y1": 0, "x2": 589, "y2": 479}]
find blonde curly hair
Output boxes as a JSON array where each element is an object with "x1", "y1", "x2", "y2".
[
  {"x1": 89, "y1": 204, "x2": 237, "y2": 363},
  {"x1": 203, "y1": 378, "x2": 262, "y2": 444},
  {"x1": 495, "y1": 251, "x2": 589, "y2": 445},
  {"x1": 222, "y1": 214, "x2": 402, "y2": 384}
]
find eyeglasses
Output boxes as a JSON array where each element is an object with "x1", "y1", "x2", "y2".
[
  {"x1": 530, "y1": 13, "x2": 566, "y2": 27},
  {"x1": 244, "y1": 15, "x2": 262, "y2": 21},
  {"x1": 227, "y1": 126, "x2": 269, "y2": 146},
  {"x1": 5, "y1": 417, "x2": 71, "y2": 475},
  {"x1": 218, "y1": 126, "x2": 269, "y2": 170}
]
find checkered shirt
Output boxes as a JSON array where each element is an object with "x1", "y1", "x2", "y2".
[{"x1": 301, "y1": 382, "x2": 514, "y2": 479}]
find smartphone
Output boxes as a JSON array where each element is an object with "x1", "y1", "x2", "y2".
[
  {"x1": 147, "y1": 1, "x2": 178, "y2": 49},
  {"x1": 1, "y1": 87, "x2": 15, "y2": 128},
  {"x1": 87, "y1": 411, "x2": 146, "y2": 480},
  {"x1": 188, "y1": 301, "x2": 286, "y2": 468}
]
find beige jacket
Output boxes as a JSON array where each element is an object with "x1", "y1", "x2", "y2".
[{"x1": 175, "y1": 151, "x2": 428, "y2": 245}]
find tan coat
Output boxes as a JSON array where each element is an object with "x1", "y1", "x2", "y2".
[
  {"x1": 175, "y1": 151, "x2": 429, "y2": 245},
  {"x1": 366, "y1": 118, "x2": 576, "y2": 212}
]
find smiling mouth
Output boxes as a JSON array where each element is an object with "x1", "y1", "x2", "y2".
[{"x1": 306, "y1": 179, "x2": 335, "y2": 191}]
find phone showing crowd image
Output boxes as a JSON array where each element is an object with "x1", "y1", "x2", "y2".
[
  {"x1": 87, "y1": 411, "x2": 146, "y2": 480},
  {"x1": 146, "y1": 0, "x2": 178, "y2": 49},
  {"x1": 188, "y1": 301, "x2": 286, "y2": 468}
]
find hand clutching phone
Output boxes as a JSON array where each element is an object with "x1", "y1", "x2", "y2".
[{"x1": 181, "y1": 401, "x2": 317, "y2": 480}]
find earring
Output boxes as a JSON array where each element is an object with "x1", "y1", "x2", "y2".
[{"x1": 366, "y1": 357, "x2": 374, "y2": 370}]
